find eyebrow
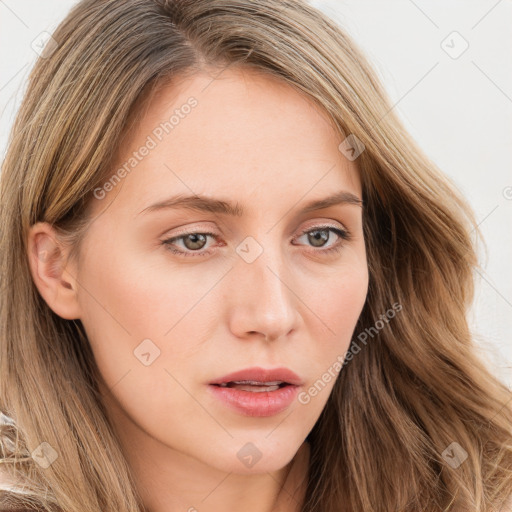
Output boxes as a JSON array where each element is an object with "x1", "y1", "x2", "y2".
[{"x1": 138, "y1": 190, "x2": 363, "y2": 217}]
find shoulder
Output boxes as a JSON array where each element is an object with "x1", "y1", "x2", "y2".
[
  {"x1": 0, "y1": 507, "x2": 34, "y2": 511},
  {"x1": 0, "y1": 496, "x2": 33, "y2": 511},
  {"x1": 501, "y1": 495, "x2": 512, "y2": 512},
  {"x1": 0, "y1": 495, "x2": 35, "y2": 511},
  {"x1": 0, "y1": 474, "x2": 32, "y2": 512}
]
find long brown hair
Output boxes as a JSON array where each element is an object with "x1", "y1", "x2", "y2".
[{"x1": 1, "y1": 1, "x2": 511, "y2": 510}]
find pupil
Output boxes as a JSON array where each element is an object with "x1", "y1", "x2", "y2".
[
  {"x1": 309, "y1": 229, "x2": 328, "y2": 247},
  {"x1": 184, "y1": 233, "x2": 207, "y2": 250}
]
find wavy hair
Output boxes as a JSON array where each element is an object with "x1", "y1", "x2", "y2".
[{"x1": 1, "y1": 0, "x2": 511, "y2": 510}]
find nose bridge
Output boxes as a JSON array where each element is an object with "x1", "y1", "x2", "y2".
[{"x1": 227, "y1": 232, "x2": 299, "y2": 340}]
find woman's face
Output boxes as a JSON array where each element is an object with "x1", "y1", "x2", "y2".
[{"x1": 61, "y1": 67, "x2": 368, "y2": 474}]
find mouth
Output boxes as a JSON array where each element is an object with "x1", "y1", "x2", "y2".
[
  {"x1": 207, "y1": 367, "x2": 302, "y2": 417},
  {"x1": 210, "y1": 380, "x2": 292, "y2": 392},
  {"x1": 208, "y1": 366, "x2": 303, "y2": 387}
]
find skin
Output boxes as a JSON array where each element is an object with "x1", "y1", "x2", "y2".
[{"x1": 27, "y1": 66, "x2": 368, "y2": 512}]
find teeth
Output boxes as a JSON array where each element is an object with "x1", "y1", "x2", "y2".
[
  {"x1": 236, "y1": 384, "x2": 280, "y2": 392},
  {"x1": 233, "y1": 380, "x2": 282, "y2": 385},
  {"x1": 218, "y1": 380, "x2": 283, "y2": 387}
]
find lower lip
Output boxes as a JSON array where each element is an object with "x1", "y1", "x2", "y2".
[{"x1": 207, "y1": 384, "x2": 300, "y2": 417}]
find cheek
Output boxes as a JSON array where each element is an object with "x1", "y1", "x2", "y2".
[
  {"x1": 76, "y1": 249, "x2": 204, "y2": 435},
  {"x1": 306, "y1": 248, "x2": 368, "y2": 329},
  {"x1": 300, "y1": 259, "x2": 368, "y2": 370},
  {"x1": 293, "y1": 262, "x2": 368, "y2": 411},
  {"x1": 326, "y1": 265, "x2": 368, "y2": 335},
  {"x1": 77, "y1": 238, "x2": 195, "y2": 337},
  {"x1": 75, "y1": 243, "x2": 165, "y2": 385},
  {"x1": 75, "y1": 241, "x2": 219, "y2": 391}
]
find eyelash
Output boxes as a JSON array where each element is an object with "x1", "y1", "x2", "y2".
[{"x1": 161, "y1": 225, "x2": 351, "y2": 258}]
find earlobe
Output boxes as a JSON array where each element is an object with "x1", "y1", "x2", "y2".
[{"x1": 27, "y1": 222, "x2": 82, "y2": 320}]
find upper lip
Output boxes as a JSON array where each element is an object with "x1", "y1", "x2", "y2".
[{"x1": 209, "y1": 366, "x2": 303, "y2": 386}]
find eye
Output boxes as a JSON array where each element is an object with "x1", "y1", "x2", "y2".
[
  {"x1": 161, "y1": 225, "x2": 351, "y2": 258},
  {"x1": 292, "y1": 225, "x2": 350, "y2": 255},
  {"x1": 162, "y1": 231, "x2": 219, "y2": 258}
]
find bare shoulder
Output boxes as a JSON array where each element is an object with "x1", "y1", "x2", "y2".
[
  {"x1": 502, "y1": 495, "x2": 512, "y2": 512},
  {"x1": 0, "y1": 481, "x2": 32, "y2": 512},
  {"x1": 0, "y1": 494, "x2": 33, "y2": 511}
]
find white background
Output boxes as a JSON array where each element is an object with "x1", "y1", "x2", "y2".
[{"x1": 1, "y1": 0, "x2": 511, "y2": 388}]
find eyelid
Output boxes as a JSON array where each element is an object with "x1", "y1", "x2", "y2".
[
  {"x1": 161, "y1": 220, "x2": 351, "y2": 257},
  {"x1": 163, "y1": 219, "x2": 347, "y2": 240},
  {"x1": 297, "y1": 219, "x2": 348, "y2": 235}
]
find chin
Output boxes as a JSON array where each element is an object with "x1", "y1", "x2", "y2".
[{"x1": 206, "y1": 436, "x2": 304, "y2": 475}]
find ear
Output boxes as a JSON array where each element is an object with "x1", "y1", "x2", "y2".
[{"x1": 26, "y1": 222, "x2": 82, "y2": 320}]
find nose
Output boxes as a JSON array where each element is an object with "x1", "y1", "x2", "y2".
[{"x1": 226, "y1": 244, "x2": 301, "y2": 342}]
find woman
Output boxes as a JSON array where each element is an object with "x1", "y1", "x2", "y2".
[{"x1": 1, "y1": 0, "x2": 511, "y2": 511}]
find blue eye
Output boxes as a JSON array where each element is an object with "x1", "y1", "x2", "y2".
[{"x1": 162, "y1": 225, "x2": 350, "y2": 258}]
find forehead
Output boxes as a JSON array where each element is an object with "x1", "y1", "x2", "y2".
[{"x1": 91, "y1": 67, "x2": 361, "y2": 218}]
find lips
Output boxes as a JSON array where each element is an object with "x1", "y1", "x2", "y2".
[
  {"x1": 209, "y1": 366, "x2": 303, "y2": 387},
  {"x1": 207, "y1": 366, "x2": 303, "y2": 417}
]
